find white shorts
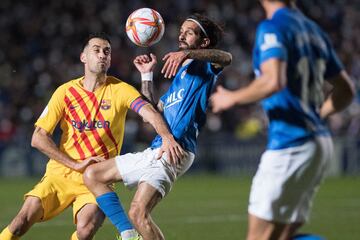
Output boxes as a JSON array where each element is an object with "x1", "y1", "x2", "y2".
[
  {"x1": 115, "y1": 148, "x2": 195, "y2": 197},
  {"x1": 248, "y1": 136, "x2": 333, "y2": 223}
]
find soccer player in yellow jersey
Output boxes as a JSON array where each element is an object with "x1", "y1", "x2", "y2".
[{"x1": 0, "y1": 33, "x2": 184, "y2": 240}]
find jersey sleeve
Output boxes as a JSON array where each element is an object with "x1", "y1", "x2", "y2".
[
  {"x1": 122, "y1": 84, "x2": 148, "y2": 113},
  {"x1": 35, "y1": 85, "x2": 66, "y2": 134},
  {"x1": 256, "y1": 21, "x2": 288, "y2": 64}
]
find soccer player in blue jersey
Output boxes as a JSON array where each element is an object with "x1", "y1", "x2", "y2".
[
  {"x1": 211, "y1": 0, "x2": 354, "y2": 239},
  {"x1": 83, "y1": 13, "x2": 232, "y2": 240}
]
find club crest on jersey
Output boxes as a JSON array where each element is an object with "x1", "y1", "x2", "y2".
[
  {"x1": 164, "y1": 89, "x2": 185, "y2": 109},
  {"x1": 100, "y1": 99, "x2": 111, "y2": 110},
  {"x1": 181, "y1": 69, "x2": 187, "y2": 79}
]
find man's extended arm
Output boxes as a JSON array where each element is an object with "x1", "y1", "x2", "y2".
[
  {"x1": 211, "y1": 58, "x2": 287, "y2": 112},
  {"x1": 184, "y1": 49, "x2": 232, "y2": 67},
  {"x1": 31, "y1": 127, "x2": 102, "y2": 172},
  {"x1": 162, "y1": 49, "x2": 232, "y2": 78},
  {"x1": 133, "y1": 53, "x2": 158, "y2": 106},
  {"x1": 320, "y1": 71, "x2": 355, "y2": 119},
  {"x1": 137, "y1": 104, "x2": 184, "y2": 164},
  {"x1": 141, "y1": 80, "x2": 156, "y2": 106}
]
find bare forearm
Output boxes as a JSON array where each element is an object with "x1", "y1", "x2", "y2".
[
  {"x1": 150, "y1": 113, "x2": 173, "y2": 140},
  {"x1": 232, "y1": 76, "x2": 281, "y2": 105},
  {"x1": 32, "y1": 128, "x2": 76, "y2": 169},
  {"x1": 141, "y1": 80, "x2": 156, "y2": 105},
  {"x1": 320, "y1": 90, "x2": 353, "y2": 119},
  {"x1": 185, "y1": 49, "x2": 232, "y2": 66},
  {"x1": 139, "y1": 105, "x2": 173, "y2": 139},
  {"x1": 320, "y1": 71, "x2": 355, "y2": 119}
]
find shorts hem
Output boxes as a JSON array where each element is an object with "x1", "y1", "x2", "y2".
[{"x1": 248, "y1": 208, "x2": 307, "y2": 224}]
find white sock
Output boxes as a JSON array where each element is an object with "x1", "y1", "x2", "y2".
[{"x1": 121, "y1": 229, "x2": 138, "y2": 239}]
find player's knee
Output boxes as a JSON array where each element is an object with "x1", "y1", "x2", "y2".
[
  {"x1": 128, "y1": 202, "x2": 149, "y2": 227},
  {"x1": 76, "y1": 222, "x2": 96, "y2": 240},
  {"x1": 83, "y1": 165, "x2": 99, "y2": 187},
  {"x1": 10, "y1": 197, "x2": 43, "y2": 236}
]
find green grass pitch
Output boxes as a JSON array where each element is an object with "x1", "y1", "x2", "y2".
[{"x1": 0, "y1": 174, "x2": 359, "y2": 239}]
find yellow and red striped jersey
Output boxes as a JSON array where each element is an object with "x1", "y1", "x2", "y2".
[{"x1": 35, "y1": 76, "x2": 146, "y2": 182}]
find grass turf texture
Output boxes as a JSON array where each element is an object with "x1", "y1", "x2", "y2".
[{"x1": 0, "y1": 175, "x2": 359, "y2": 239}]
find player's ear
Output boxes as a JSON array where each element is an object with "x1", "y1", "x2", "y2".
[
  {"x1": 80, "y1": 52, "x2": 86, "y2": 64},
  {"x1": 201, "y1": 38, "x2": 210, "y2": 48}
]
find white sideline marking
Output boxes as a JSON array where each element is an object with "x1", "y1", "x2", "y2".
[{"x1": 0, "y1": 214, "x2": 244, "y2": 228}]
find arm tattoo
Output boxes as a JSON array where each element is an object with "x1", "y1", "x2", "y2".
[
  {"x1": 141, "y1": 80, "x2": 156, "y2": 106},
  {"x1": 186, "y1": 49, "x2": 232, "y2": 67}
]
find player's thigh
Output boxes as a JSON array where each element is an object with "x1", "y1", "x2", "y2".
[
  {"x1": 84, "y1": 158, "x2": 122, "y2": 184},
  {"x1": 25, "y1": 176, "x2": 74, "y2": 221}
]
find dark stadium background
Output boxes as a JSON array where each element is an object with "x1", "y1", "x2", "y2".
[
  {"x1": 0, "y1": 0, "x2": 359, "y2": 176},
  {"x1": 0, "y1": 1, "x2": 359, "y2": 239}
]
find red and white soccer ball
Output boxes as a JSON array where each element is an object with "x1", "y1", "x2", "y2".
[{"x1": 125, "y1": 8, "x2": 165, "y2": 47}]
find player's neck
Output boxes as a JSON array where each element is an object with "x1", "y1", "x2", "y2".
[
  {"x1": 264, "y1": 2, "x2": 287, "y2": 19},
  {"x1": 82, "y1": 74, "x2": 107, "y2": 92}
]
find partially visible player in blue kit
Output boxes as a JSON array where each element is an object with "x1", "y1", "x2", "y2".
[
  {"x1": 211, "y1": 0, "x2": 354, "y2": 239},
  {"x1": 83, "y1": 13, "x2": 232, "y2": 240}
]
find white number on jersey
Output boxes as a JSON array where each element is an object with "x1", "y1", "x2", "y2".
[{"x1": 297, "y1": 57, "x2": 326, "y2": 108}]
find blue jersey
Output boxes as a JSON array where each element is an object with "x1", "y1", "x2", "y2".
[
  {"x1": 253, "y1": 7, "x2": 344, "y2": 149},
  {"x1": 151, "y1": 60, "x2": 221, "y2": 153}
]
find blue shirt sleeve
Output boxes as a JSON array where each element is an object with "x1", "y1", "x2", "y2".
[{"x1": 256, "y1": 21, "x2": 288, "y2": 65}]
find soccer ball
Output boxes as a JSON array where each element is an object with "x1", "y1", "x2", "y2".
[{"x1": 125, "y1": 8, "x2": 165, "y2": 47}]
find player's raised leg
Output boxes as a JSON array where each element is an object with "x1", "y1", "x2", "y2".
[
  {"x1": 0, "y1": 196, "x2": 43, "y2": 240},
  {"x1": 83, "y1": 159, "x2": 139, "y2": 240},
  {"x1": 128, "y1": 182, "x2": 164, "y2": 240}
]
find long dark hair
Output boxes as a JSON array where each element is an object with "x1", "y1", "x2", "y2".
[{"x1": 186, "y1": 13, "x2": 224, "y2": 48}]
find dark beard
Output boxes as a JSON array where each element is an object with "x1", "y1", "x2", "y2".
[{"x1": 179, "y1": 41, "x2": 195, "y2": 50}]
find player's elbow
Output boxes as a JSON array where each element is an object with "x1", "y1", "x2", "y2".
[
  {"x1": 223, "y1": 52, "x2": 232, "y2": 66},
  {"x1": 335, "y1": 82, "x2": 355, "y2": 109},
  {"x1": 344, "y1": 76, "x2": 356, "y2": 102},
  {"x1": 31, "y1": 132, "x2": 39, "y2": 148},
  {"x1": 267, "y1": 76, "x2": 286, "y2": 94},
  {"x1": 332, "y1": 71, "x2": 356, "y2": 108}
]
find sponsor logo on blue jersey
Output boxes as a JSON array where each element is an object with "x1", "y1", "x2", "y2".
[
  {"x1": 164, "y1": 88, "x2": 185, "y2": 109},
  {"x1": 260, "y1": 33, "x2": 283, "y2": 51},
  {"x1": 71, "y1": 119, "x2": 110, "y2": 131}
]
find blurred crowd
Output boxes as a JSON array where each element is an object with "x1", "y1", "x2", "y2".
[{"x1": 0, "y1": 0, "x2": 359, "y2": 157}]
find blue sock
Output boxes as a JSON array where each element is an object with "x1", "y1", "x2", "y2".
[
  {"x1": 293, "y1": 234, "x2": 326, "y2": 240},
  {"x1": 96, "y1": 192, "x2": 133, "y2": 233}
]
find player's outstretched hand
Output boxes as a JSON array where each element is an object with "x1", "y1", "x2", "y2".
[
  {"x1": 73, "y1": 156, "x2": 105, "y2": 173},
  {"x1": 161, "y1": 51, "x2": 189, "y2": 78},
  {"x1": 157, "y1": 136, "x2": 185, "y2": 165},
  {"x1": 133, "y1": 53, "x2": 157, "y2": 73},
  {"x1": 210, "y1": 85, "x2": 236, "y2": 113}
]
